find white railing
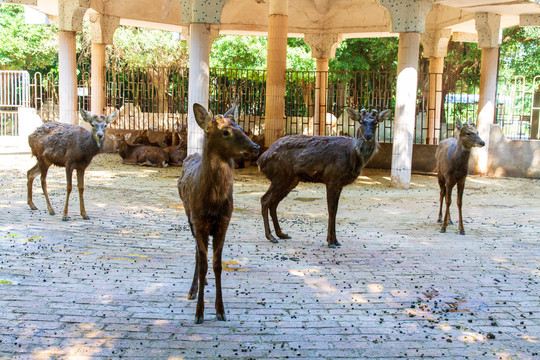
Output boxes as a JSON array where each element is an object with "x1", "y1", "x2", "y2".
[{"x1": 0, "y1": 70, "x2": 31, "y2": 136}]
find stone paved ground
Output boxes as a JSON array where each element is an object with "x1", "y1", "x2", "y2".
[{"x1": 0, "y1": 153, "x2": 538, "y2": 360}]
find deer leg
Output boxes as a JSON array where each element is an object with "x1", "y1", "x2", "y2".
[
  {"x1": 269, "y1": 179, "x2": 298, "y2": 240},
  {"x1": 188, "y1": 244, "x2": 199, "y2": 300},
  {"x1": 39, "y1": 163, "x2": 54, "y2": 216},
  {"x1": 77, "y1": 169, "x2": 90, "y2": 220},
  {"x1": 437, "y1": 176, "x2": 445, "y2": 223},
  {"x1": 326, "y1": 185, "x2": 343, "y2": 248},
  {"x1": 62, "y1": 166, "x2": 74, "y2": 221},
  {"x1": 213, "y1": 229, "x2": 228, "y2": 321},
  {"x1": 194, "y1": 233, "x2": 209, "y2": 324},
  {"x1": 27, "y1": 163, "x2": 40, "y2": 210},
  {"x1": 261, "y1": 183, "x2": 280, "y2": 243},
  {"x1": 440, "y1": 183, "x2": 454, "y2": 233},
  {"x1": 457, "y1": 181, "x2": 466, "y2": 235}
]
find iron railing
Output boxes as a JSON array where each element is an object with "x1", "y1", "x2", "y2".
[
  {"x1": 26, "y1": 68, "x2": 539, "y2": 143},
  {"x1": 0, "y1": 70, "x2": 30, "y2": 136}
]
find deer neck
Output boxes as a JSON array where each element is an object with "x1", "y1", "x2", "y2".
[
  {"x1": 85, "y1": 132, "x2": 102, "y2": 156},
  {"x1": 199, "y1": 145, "x2": 234, "y2": 200},
  {"x1": 354, "y1": 137, "x2": 378, "y2": 164},
  {"x1": 452, "y1": 139, "x2": 472, "y2": 171}
]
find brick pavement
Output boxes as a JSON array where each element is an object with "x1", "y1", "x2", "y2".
[{"x1": 0, "y1": 153, "x2": 538, "y2": 359}]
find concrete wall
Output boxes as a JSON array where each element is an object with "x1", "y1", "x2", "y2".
[
  {"x1": 367, "y1": 143, "x2": 438, "y2": 173},
  {"x1": 487, "y1": 124, "x2": 540, "y2": 178}
]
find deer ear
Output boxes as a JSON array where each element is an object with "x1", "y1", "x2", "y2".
[
  {"x1": 125, "y1": 133, "x2": 132, "y2": 141},
  {"x1": 106, "y1": 110, "x2": 119, "y2": 124},
  {"x1": 377, "y1": 109, "x2": 392, "y2": 122},
  {"x1": 80, "y1": 109, "x2": 93, "y2": 123},
  {"x1": 468, "y1": 118, "x2": 475, "y2": 126},
  {"x1": 107, "y1": 134, "x2": 116, "y2": 140},
  {"x1": 193, "y1": 103, "x2": 212, "y2": 132},
  {"x1": 346, "y1": 108, "x2": 361, "y2": 122},
  {"x1": 455, "y1": 118, "x2": 463, "y2": 130}
]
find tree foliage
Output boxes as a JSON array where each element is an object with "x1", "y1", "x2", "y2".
[
  {"x1": 330, "y1": 37, "x2": 399, "y2": 72},
  {"x1": 0, "y1": 5, "x2": 58, "y2": 73},
  {"x1": 500, "y1": 26, "x2": 540, "y2": 81}
]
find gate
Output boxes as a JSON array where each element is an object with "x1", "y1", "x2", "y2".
[{"x1": 0, "y1": 70, "x2": 30, "y2": 136}]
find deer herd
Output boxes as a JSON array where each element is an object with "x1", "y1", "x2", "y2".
[{"x1": 25, "y1": 104, "x2": 485, "y2": 323}]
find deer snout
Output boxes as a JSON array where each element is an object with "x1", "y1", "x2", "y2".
[
  {"x1": 364, "y1": 134, "x2": 373, "y2": 141},
  {"x1": 250, "y1": 144, "x2": 260, "y2": 156},
  {"x1": 478, "y1": 140, "x2": 486, "y2": 147}
]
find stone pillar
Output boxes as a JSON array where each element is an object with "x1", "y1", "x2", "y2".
[
  {"x1": 475, "y1": 12, "x2": 501, "y2": 174},
  {"x1": 381, "y1": 0, "x2": 434, "y2": 188},
  {"x1": 187, "y1": 23, "x2": 219, "y2": 155},
  {"x1": 264, "y1": 0, "x2": 288, "y2": 147},
  {"x1": 421, "y1": 29, "x2": 450, "y2": 145},
  {"x1": 58, "y1": 30, "x2": 77, "y2": 124},
  {"x1": 57, "y1": 0, "x2": 89, "y2": 124},
  {"x1": 180, "y1": 0, "x2": 226, "y2": 155},
  {"x1": 89, "y1": 14, "x2": 119, "y2": 116},
  {"x1": 305, "y1": 33, "x2": 342, "y2": 136}
]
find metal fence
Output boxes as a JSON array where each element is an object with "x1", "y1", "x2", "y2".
[
  {"x1": 0, "y1": 70, "x2": 30, "y2": 136},
  {"x1": 26, "y1": 68, "x2": 539, "y2": 143}
]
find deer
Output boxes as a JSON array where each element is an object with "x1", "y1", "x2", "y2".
[
  {"x1": 178, "y1": 103, "x2": 259, "y2": 324},
  {"x1": 132, "y1": 129, "x2": 162, "y2": 147},
  {"x1": 436, "y1": 118, "x2": 485, "y2": 235},
  {"x1": 109, "y1": 133, "x2": 169, "y2": 167},
  {"x1": 27, "y1": 109, "x2": 119, "y2": 221},
  {"x1": 258, "y1": 108, "x2": 391, "y2": 248}
]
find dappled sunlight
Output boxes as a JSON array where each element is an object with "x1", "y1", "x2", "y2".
[
  {"x1": 437, "y1": 323, "x2": 452, "y2": 332},
  {"x1": 518, "y1": 334, "x2": 538, "y2": 343},
  {"x1": 168, "y1": 357, "x2": 185, "y2": 360},
  {"x1": 154, "y1": 319, "x2": 170, "y2": 326},
  {"x1": 288, "y1": 268, "x2": 320, "y2": 277},
  {"x1": 144, "y1": 283, "x2": 165, "y2": 294},
  {"x1": 304, "y1": 277, "x2": 337, "y2": 294},
  {"x1": 492, "y1": 257, "x2": 509, "y2": 263},
  {"x1": 404, "y1": 307, "x2": 437, "y2": 320},
  {"x1": 350, "y1": 294, "x2": 369, "y2": 303},
  {"x1": 457, "y1": 331, "x2": 486, "y2": 342},
  {"x1": 367, "y1": 283, "x2": 383, "y2": 293}
]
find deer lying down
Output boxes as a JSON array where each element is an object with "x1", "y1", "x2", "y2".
[
  {"x1": 436, "y1": 118, "x2": 485, "y2": 235},
  {"x1": 109, "y1": 133, "x2": 169, "y2": 167},
  {"x1": 27, "y1": 109, "x2": 119, "y2": 221},
  {"x1": 258, "y1": 108, "x2": 391, "y2": 248},
  {"x1": 178, "y1": 103, "x2": 259, "y2": 324}
]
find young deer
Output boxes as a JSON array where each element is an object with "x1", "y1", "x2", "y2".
[
  {"x1": 27, "y1": 109, "x2": 119, "y2": 221},
  {"x1": 436, "y1": 118, "x2": 485, "y2": 235},
  {"x1": 258, "y1": 108, "x2": 391, "y2": 248},
  {"x1": 178, "y1": 103, "x2": 259, "y2": 324}
]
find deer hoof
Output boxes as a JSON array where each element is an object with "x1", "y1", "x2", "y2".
[
  {"x1": 334, "y1": 241, "x2": 342, "y2": 247},
  {"x1": 30, "y1": 206, "x2": 38, "y2": 210},
  {"x1": 216, "y1": 313, "x2": 227, "y2": 321},
  {"x1": 195, "y1": 316, "x2": 204, "y2": 324},
  {"x1": 187, "y1": 293, "x2": 197, "y2": 300},
  {"x1": 437, "y1": 219, "x2": 442, "y2": 223},
  {"x1": 62, "y1": 216, "x2": 70, "y2": 221},
  {"x1": 277, "y1": 232, "x2": 290, "y2": 239},
  {"x1": 328, "y1": 244, "x2": 337, "y2": 249},
  {"x1": 439, "y1": 229, "x2": 446, "y2": 233},
  {"x1": 82, "y1": 216, "x2": 91, "y2": 220},
  {"x1": 448, "y1": 220, "x2": 454, "y2": 225},
  {"x1": 459, "y1": 231, "x2": 466, "y2": 235},
  {"x1": 266, "y1": 235, "x2": 279, "y2": 244},
  {"x1": 49, "y1": 210, "x2": 55, "y2": 215}
]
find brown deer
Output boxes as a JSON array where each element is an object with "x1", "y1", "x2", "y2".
[
  {"x1": 27, "y1": 109, "x2": 119, "y2": 221},
  {"x1": 132, "y1": 129, "x2": 162, "y2": 147},
  {"x1": 109, "y1": 133, "x2": 169, "y2": 167},
  {"x1": 436, "y1": 118, "x2": 485, "y2": 235},
  {"x1": 178, "y1": 103, "x2": 259, "y2": 324},
  {"x1": 258, "y1": 108, "x2": 391, "y2": 248}
]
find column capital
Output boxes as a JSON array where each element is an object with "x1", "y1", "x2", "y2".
[
  {"x1": 380, "y1": 0, "x2": 434, "y2": 33},
  {"x1": 58, "y1": 0, "x2": 89, "y2": 31},
  {"x1": 475, "y1": 12, "x2": 501, "y2": 49},
  {"x1": 89, "y1": 13, "x2": 119, "y2": 45},
  {"x1": 269, "y1": 0, "x2": 288, "y2": 15},
  {"x1": 421, "y1": 29, "x2": 451, "y2": 58},
  {"x1": 180, "y1": 0, "x2": 227, "y2": 24},
  {"x1": 184, "y1": 24, "x2": 220, "y2": 52},
  {"x1": 520, "y1": 14, "x2": 540, "y2": 27},
  {"x1": 304, "y1": 33, "x2": 343, "y2": 59}
]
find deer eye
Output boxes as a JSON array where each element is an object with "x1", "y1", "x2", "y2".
[{"x1": 223, "y1": 130, "x2": 230, "y2": 136}]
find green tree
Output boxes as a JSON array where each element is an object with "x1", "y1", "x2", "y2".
[
  {"x1": 0, "y1": 4, "x2": 58, "y2": 74},
  {"x1": 500, "y1": 26, "x2": 540, "y2": 81},
  {"x1": 211, "y1": 35, "x2": 267, "y2": 69},
  {"x1": 330, "y1": 38, "x2": 399, "y2": 72}
]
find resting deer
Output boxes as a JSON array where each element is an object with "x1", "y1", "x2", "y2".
[
  {"x1": 178, "y1": 103, "x2": 259, "y2": 324},
  {"x1": 110, "y1": 133, "x2": 169, "y2": 167},
  {"x1": 436, "y1": 118, "x2": 485, "y2": 235},
  {"x1": 27, "y1": 109, "x2": 119, "y2": 221},
  {"x1": 258, "y1": 108, "x2": 391, "y2": 248}
]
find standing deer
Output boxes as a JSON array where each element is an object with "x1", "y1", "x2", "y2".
[
  {"x1": 258, "y1": 108, "x2": 391, "y2": 248},
  {"x1": 436, "y1": 118, "x2": 485, "y2": 235},
  {"x1": 178, "y1": 103, "x2": 259, "y2": 324},
  {"x1": 27, "y1": 109, "x2": 119, "y2": 221}
]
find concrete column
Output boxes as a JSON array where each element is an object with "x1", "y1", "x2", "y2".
[
  {"x1": 421, "y1": 29, "x2": 450, "y2": 145},
  {"x1": 315, "y1": 59, "x2": 329, "y2": 135},
  {"x1": 304, "y1": 33, "x2": 342, "y2": 136},
  {"x1": 264, "y1": 0, "x2": 288, "y2": 147},
  {"x1": 187, "y1": 23, "x2": 213, "y2": 155},
  {"x1": 58, "y1": 30, "x2": 78, "y2": 124},
  {"x1": 475, "y1": 12, "x2": 501, "y2": 174},
  {"x1": 91, "y1": 43, "x2": 106, "y2": 115},
  {"x1": 89, "y1": 13, "x2": 119, "y2": 116},
  {"x1": 427, "y1": 56, "x2": 444, "y2": 144},
  {"x1": 391, "y1": 32, "x2": 421, "y2": 188}
]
